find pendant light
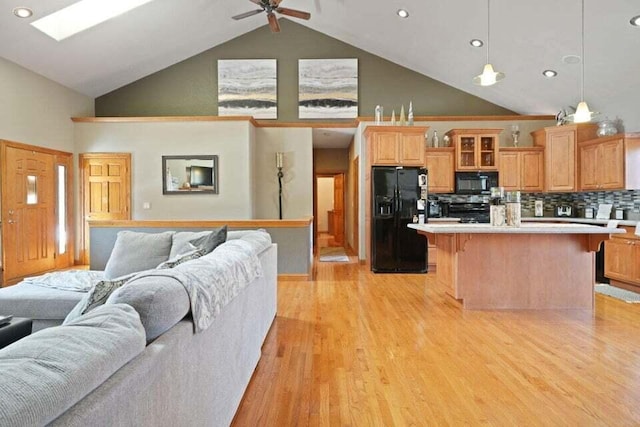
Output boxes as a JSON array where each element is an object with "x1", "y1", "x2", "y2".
[
  {"x1": 572, "y1": 0, "x2": 595, "y2": 123},
  {"x1": 473, "y1": 0, "x2": 504, "y2": 86}
]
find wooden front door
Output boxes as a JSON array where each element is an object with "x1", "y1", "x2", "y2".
[
  {"x1": 2, "y1": 145, "x2": 56, "y2": 282},
  {"x1": 80, "y1": 153, "x2": 131, "y2": 263}
]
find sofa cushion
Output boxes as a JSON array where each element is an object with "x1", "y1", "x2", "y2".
[
  {"x1": 156, "y1": 247, "x2": 205, "y2": 269},
  {"x1": 104, "y1": 231, "x2": 174, "y2": 279},
  {"x1": 106, "y1": 275, "x2": 191, "y2": 341},
  {"x1": 169, "y1": 226, "x2": 226, "y2": 258},
  {"x1": 190, "y1": 225, "x2": 228, "y2": 254},
  {"x1": 0, "y1": 304, "x2": 146, "y2": 427},
  {"x1": 0, "y1": 283, "x2": 84, "y2": 320}
]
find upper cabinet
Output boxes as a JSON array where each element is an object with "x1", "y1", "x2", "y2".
[
  {"x1": 531, "y1": 124, "x2": 597, "y2": 192},
  {"x1": 425, "y1": 147, "x2": 455, "y2": 193},
  {"x1": 499, "y1": 147, "x2": 544, "y2": 192},
  {"x1": 578, "y1": 134, "x2": 640, "y2": 191},
  {"x1": 445, "y1": 129, "x2": 502, "y2": 171},
  {"x1": 365, "y1": 126, "x2": 428, "y2": 166}
]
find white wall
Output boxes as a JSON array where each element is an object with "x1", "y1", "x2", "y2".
[
  {"x1": 253, "y1": 127, "x2": 313, "y2": 219},
  {"x1": 317, "y1": 177, "x2": 334, "y2": 232},
  {"x1": 0, "y1": 57, "x2": 93, "y2": 152},
  {"x1": 74, "y1": 121, "x2": 254, "y2": 222}
]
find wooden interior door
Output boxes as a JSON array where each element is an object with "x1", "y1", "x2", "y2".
[
  {"x1": 54, "y1": 153, "x2": 74, "y2": 270},
  {"x1": 2, "y1": 145, "x2": 56, "y2": 282},
  {"x1": 80, "y1": 153, "x2": 131, "y2": 263},
  {"x1": 332, "y1": 173, "x2": 345, "y2": 245}
]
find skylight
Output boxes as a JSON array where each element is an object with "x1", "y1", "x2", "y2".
[{"x1": 31, "y1": 0, "x2": 155, "y2": 41}]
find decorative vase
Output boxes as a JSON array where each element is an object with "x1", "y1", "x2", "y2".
[
  {"x1": 432, "y1": 130, "x2": 439, "y2": 148},
  {"x1": 391, "y1": 110, "x2": 396, "y2": 126},
  {"x1": 408, "y1": 102, "x2": 414, "y2": 126},
  {"x1": 399, "y1": 105, "x2": 406, "y2": 126}
]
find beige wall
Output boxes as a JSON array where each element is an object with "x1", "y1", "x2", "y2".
[
  {"x1": 314, "y1": 149, "x2": 349, "y2": 172},
  {"x1": 253, "y1": 127, "x2": 313, "y2": 219},
  {"x1": 0, "y1": 57, "x2": 93, "y2": 152},
  {"x1": 317, "y1": 177, "x2": 334, "y2": 232}
]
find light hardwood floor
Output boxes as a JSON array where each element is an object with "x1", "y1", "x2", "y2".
[{"x1": 233, "y1": 261, "x2": 640, "y2": 426}]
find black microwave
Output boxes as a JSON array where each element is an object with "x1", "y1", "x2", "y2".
[{"x1": 455, "y1": 171, "x2": 498, "y2": 195}]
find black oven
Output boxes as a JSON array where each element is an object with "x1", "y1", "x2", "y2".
[{"x1": 455, "y1": 171, "x2": 498, "y2": 195}]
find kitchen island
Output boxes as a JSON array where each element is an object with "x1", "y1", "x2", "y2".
[{"x1": 409, "y1": 223, "x2": 624, "y2": 309}]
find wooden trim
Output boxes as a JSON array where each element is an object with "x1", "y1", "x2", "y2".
[
  {"x1": 71, "y1": 116, "x2": 259, "y2": 126},
  {"x1": 278, "y1": 274, "x2": 311, "y2": 281},
  {"x1": 0, "y1": 139, "x2": 73, "y2": 157},
  {"x1": 445, "y1": 128, "x2": 505, "y2": 135},
  {"x1": 499, "y1": 146, "x2": 545, "y2": 152},
  {"x1": 72, "y1": 114, "x2": 555, "y2": 127},
  {"x1": 88, "y1": 217, "x2": 314, "y2": 228}
]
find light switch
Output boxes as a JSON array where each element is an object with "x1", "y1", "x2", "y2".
[{"x1": 143, "y1": 202, "x2": 151, "y2": 210}]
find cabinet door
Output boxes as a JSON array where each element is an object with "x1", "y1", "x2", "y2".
[
  {"x1": 456, "y1": 136, "x2": 478, "y2": 170},
  {"x1": 400, "y1": 133, "x2": 426, "y2": 166},
  {"x1": 547, "y1": 130, "x2": 576, "y2": 191},
  {"x1": 478, "y1": 135, "x2": 498, "y2": 169},
  {"x1": 605, "y1": 239, "x2": 633, "y2": 282},
  {"x1": 372, "y1": 132, "x2": 400, "y2": 165},
  {"x1": 632, "y1": 243, "x2": 640, "y2": 284},
  {"x1": 425, "y1": 150, "x2": 454, "y2": 193},
  {"x1": 520, "y1": 151, "x2": 544, "y2": 192},
  {"x1": 598, "y1": 139, "x2": 624, "y2": 190},
  {"x1": 499, "y1": 152, "x2": 520, "y2": 190},
  {"x1": 579, "y1": 143, "x2": 599, "y2": 190}
]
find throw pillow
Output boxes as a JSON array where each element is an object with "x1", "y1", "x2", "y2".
[
  {"x1": 156, "y1": 247, "x2": 205, "y2": 269},
  {"x1": 189, "y1": 225, "x2": 228, "y2": 255},
  {"x1": 104, "y1": 231, "x2": 174, "y2": 279},
  {"x1": 63, "y1": 273, "x2": 137, "y2": 324}
]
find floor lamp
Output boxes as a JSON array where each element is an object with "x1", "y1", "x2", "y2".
[{"x1": 276, "y1": 152, "x2": 284, "y2": 220}]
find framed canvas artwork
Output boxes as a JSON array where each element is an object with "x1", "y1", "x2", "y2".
[
  {"x1": 218, "y1": 59, "x2": 277, "y2": 119},
  {"x1": 298, "y1": 58, "x2": 358, "y2": 119}
]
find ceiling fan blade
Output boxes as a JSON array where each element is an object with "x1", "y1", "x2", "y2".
[
  {"x1": 232, "y1": 9, "x2": 264, "y2": 20},
  {"x1": 267, "y1": 13, "x2": 281, "y2": 32},
  {"x1": 276, "y1": 7, "x2": 310, "y2": 20}
]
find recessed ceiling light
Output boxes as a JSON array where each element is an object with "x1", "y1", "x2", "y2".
[
  {"x1": 13, "y1": 7, "x2": 33, "y2": 18},
  {"x1": 470, "y1": 39, "x2": 484, "y2": 47},
  {"x1": 31, "y1": 0, "x2": 155, "y2": 41},
  {"x1": 631, "y1": 15, "x2": 640, "y2": 26},
  {"x1": 397, "y1": 9, "x2": 409, "y2": 18},
  {"x1": 562, "y1": 54, "x2": 581, "y2": 65},
  {"x1": 542, "y1": 69, "x2": 558, "y2": 78}
]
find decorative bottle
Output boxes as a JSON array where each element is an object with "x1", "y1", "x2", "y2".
[
  {"x1": 399, "y1": 105, "x2": 406, "y2": 126},
  {"x1": 408, "y1": 102, "x2": 414, "y2": 126},
  {"x1": 432, "y1": 130, "x2": 439, "y2": 148}
]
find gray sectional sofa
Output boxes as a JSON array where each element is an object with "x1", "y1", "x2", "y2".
[{"x1": 0, "y1": 229, "x2": 277, "y2": 427}]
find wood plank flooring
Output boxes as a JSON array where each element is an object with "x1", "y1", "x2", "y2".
[{"x1": 233, "y1": 260, "x2": 640, "y2": 426}]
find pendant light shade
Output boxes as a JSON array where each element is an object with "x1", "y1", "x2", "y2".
[
  {"x1": 473, "y1": 0, "x2": 504, "y2": 86},
  {"x1": 572, "y1": 0, "x2": 595, "y2": 123}
]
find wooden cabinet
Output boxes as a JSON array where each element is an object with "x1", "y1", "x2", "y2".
[
  {"x1": 498, "y1": 147, "x2": 544, "y2": 192},
  {"x1": 531, "y1": 124, "x2": 597, "y2": 192},
  {"x1": 605, "y1": 227, "x2": 640, "y2": 290},
  {"x1": 578, "y1": 134, "x2": 640, "y2": 191},
  {"x1": 425, "y1": 147, "x2": 454, "y2": 193},
  {"x1": 446, "y1": 129, "x2": 502, "y2": 171},
  {"x1": 365, "y1": 126, "x2": 428, "y2": 166}
]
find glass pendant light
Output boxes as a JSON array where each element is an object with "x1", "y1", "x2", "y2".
[
  {"x1": 473, "y1": 0, "x2": 504, "y2": 86},
  {"x1": 572, "y1": 0, "x2": 595, "y2": 123}
]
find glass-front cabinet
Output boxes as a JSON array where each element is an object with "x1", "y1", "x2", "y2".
[{"x1": 446, "y1": 129, "x2": 502, "y2": 171}]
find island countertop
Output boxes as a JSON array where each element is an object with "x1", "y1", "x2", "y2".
[{"x1": 409, "y1": 222, "x2": 624, "y2": 235}]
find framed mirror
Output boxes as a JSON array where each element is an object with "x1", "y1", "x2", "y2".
[{"x1": 162, "y1": 155, "x2": 219, "y2": 195}]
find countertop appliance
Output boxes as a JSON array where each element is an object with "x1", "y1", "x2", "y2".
[
  {"x1": 555, "y1": 205, "x2": 573, "y2": 217},
  {"x1": 448, "y1": 202, "x2": 490, "y2": 223},
  {"x1": 455, "y1": 171, "x2": 498, "y2": 195},
  {"x1": 372, "y1": 166, "x2": 427, "y2": 273},
  {"x1": 428, "y1": 197, "x2": 441, "y2": 218}
]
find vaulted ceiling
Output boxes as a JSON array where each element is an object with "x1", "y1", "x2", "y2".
[{"x1": 1, "y1": 0, "x2": 639, "y2": 130}]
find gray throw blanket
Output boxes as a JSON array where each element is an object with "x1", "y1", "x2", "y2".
[{"x1": 126, "y1": 238, "x2": 265, "y2": 333}]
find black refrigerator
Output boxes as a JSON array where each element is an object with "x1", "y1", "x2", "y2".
[{"x1": 371, "y1": 166, "x2": 428, "y2": 273}]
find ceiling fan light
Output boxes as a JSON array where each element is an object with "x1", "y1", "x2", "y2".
[
  {"x1": 473, "y1": 63, "x2": 504, "y2": 86},
  {"x1": 573, "y1": 101, "x2": 593, "y2": 123}
]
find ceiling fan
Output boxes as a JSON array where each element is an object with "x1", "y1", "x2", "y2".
[{"x1": 232, "y1": 0, "x2": 311, "y2": 33}]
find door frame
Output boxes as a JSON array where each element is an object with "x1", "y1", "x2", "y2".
[{"x1": 313, "y1": 171, "x2": 346, "y2": 251}]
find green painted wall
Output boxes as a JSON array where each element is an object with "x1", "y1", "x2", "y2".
[{"x1": 95, "y1": 19, "x2": 514, "y2": 118}]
